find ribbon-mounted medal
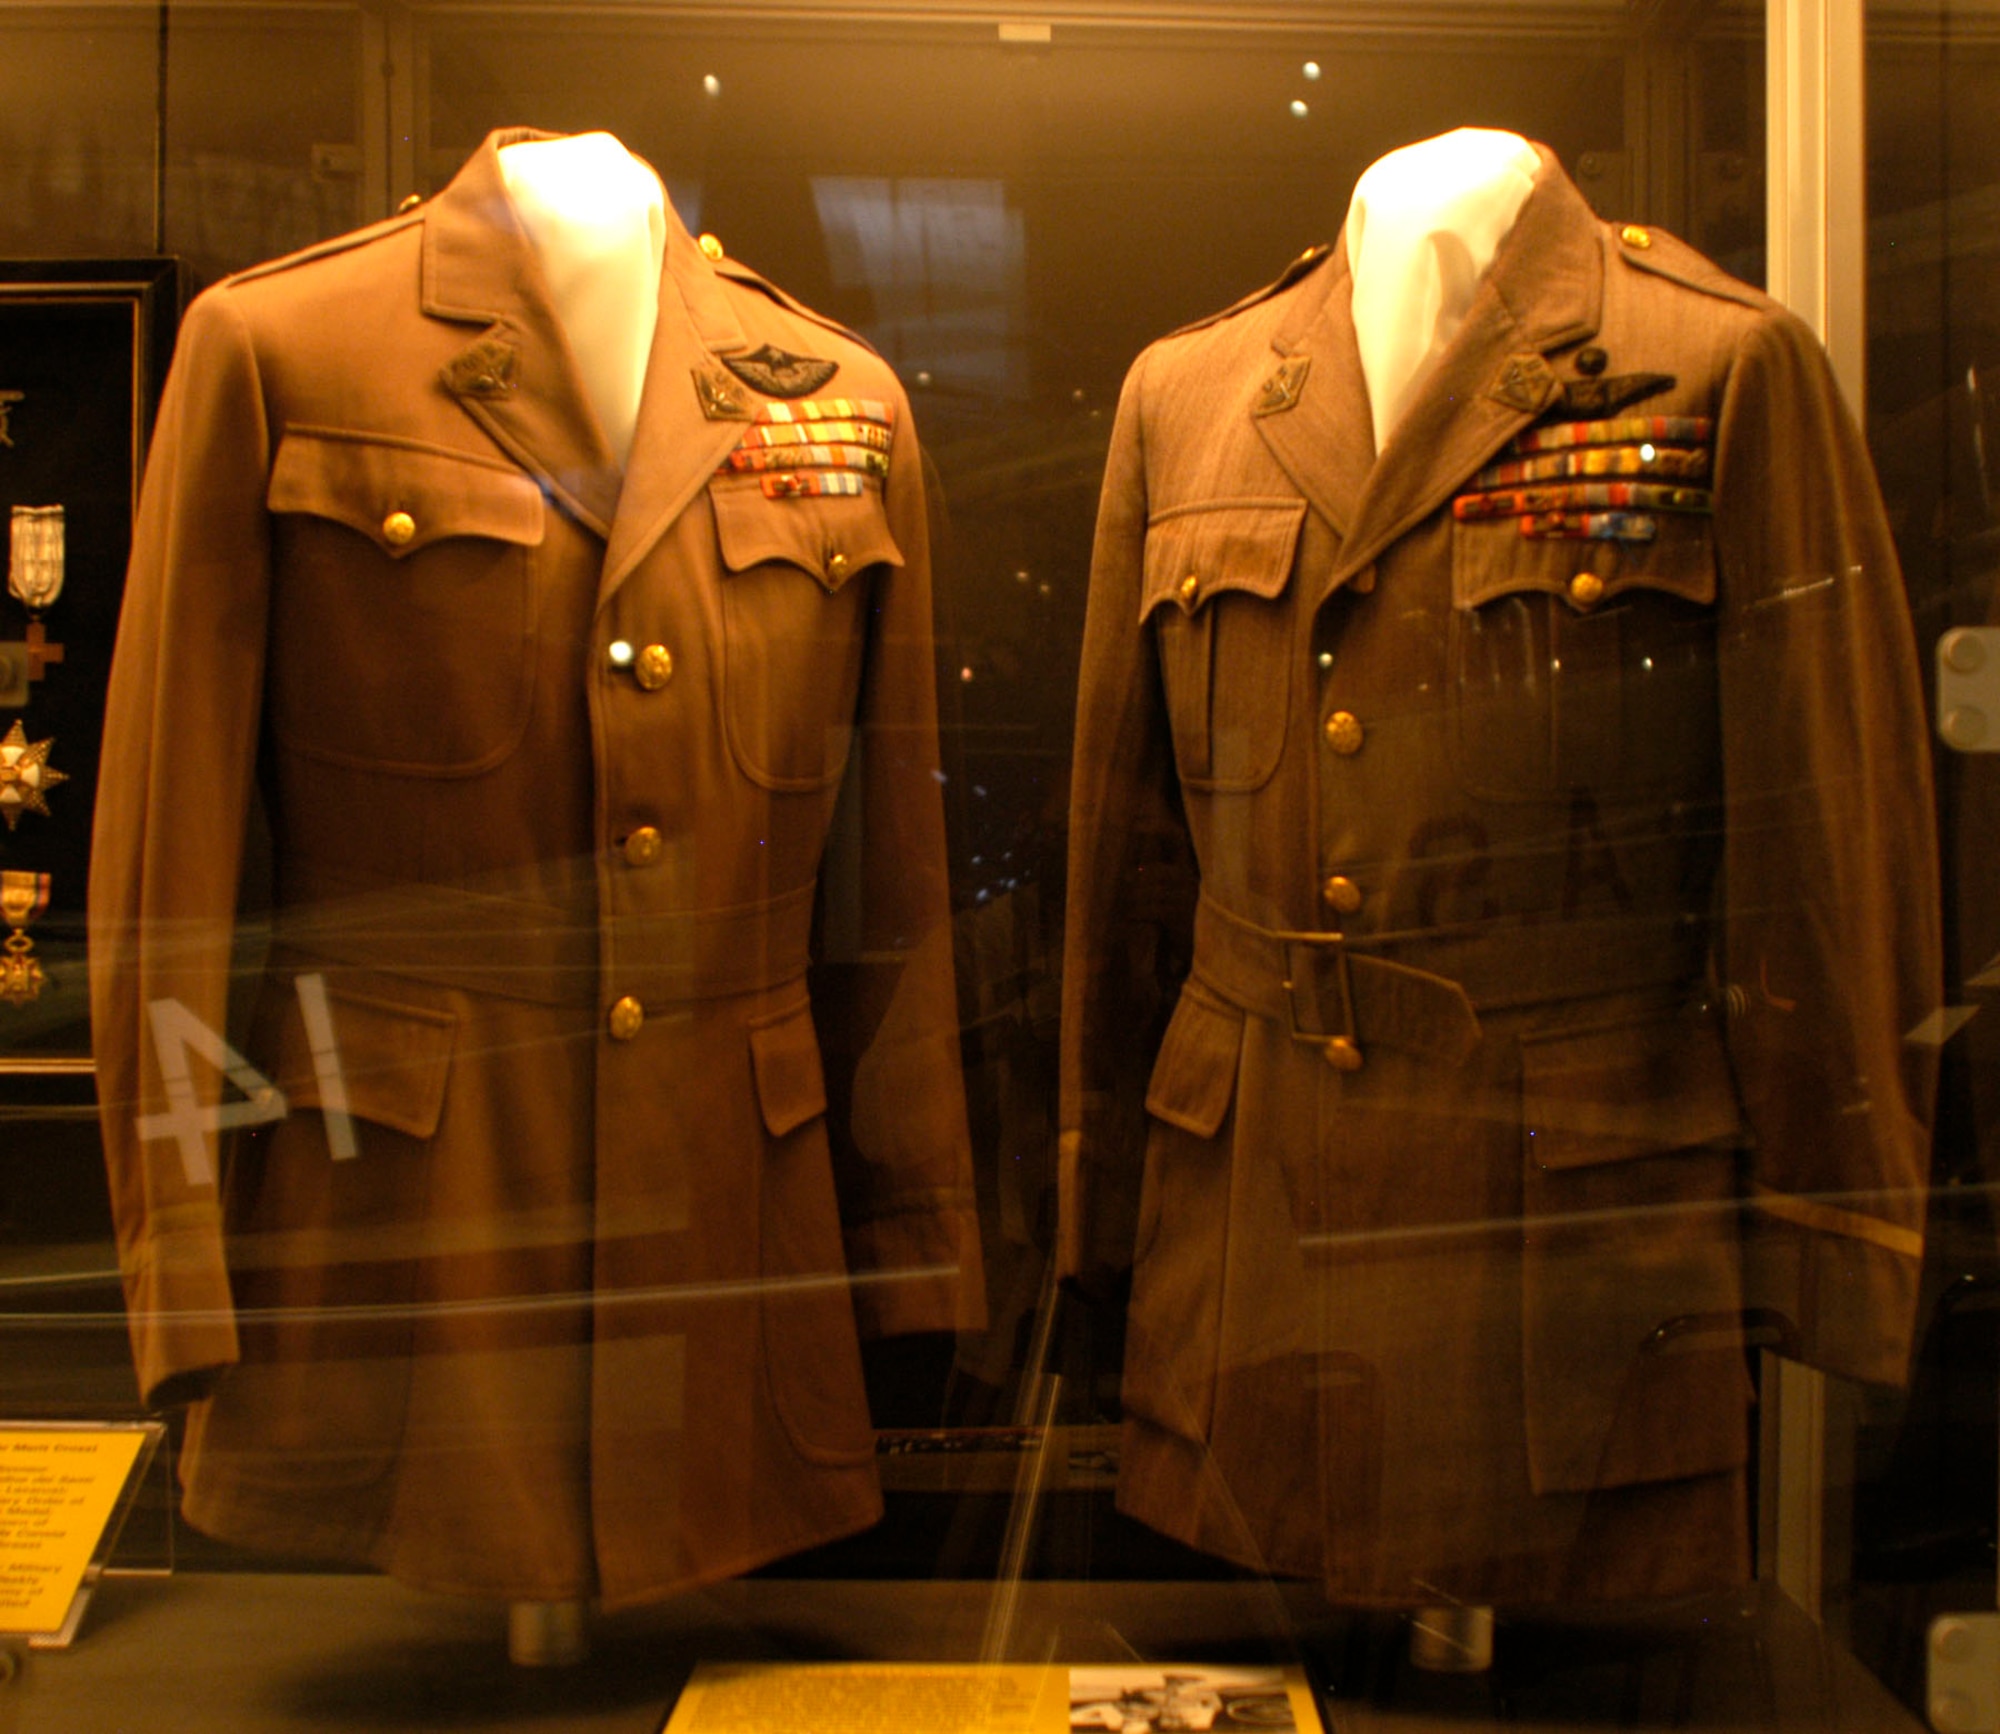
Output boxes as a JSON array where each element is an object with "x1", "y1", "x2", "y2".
[
  {"x1": 1, "y1": 869, "x2": 50, "y2": 1006},
  {"x1": 9, "y1": 505, "x2": 64, "y2": 613}
]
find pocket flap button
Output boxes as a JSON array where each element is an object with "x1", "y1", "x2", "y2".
[{"x1": 382, "y1": 510, "x2": 416, "y2": 547}]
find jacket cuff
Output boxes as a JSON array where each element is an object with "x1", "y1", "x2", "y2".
[
  {"x1": 1744, "y1": 1196, "x2": 1922, "y2": 1388},
  {"x1": 845, "y1": 1202, "x2": 986, "y2": 1337},
  {"x1": 122, "y1": 1218, "x2": 240, "y2": 1407}
]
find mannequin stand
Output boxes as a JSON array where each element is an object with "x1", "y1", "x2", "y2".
[
  {"x1": 507, "y1": 1598, "x2": 589, "y2": 1667},
  {"x1": 1408, "y1": 1604, "x2": 1494, "y2": 1673}
]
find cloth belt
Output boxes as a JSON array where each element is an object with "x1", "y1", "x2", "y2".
[
  {"x1": 1190, "y1": 893, "x2": 1708, "y2": 1064},
  {"x1": 271, "y1": 858, "x2": 816, "y2": 1007}
]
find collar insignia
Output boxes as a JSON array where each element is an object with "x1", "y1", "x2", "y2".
[
  {"x1": 1554, "y1": 372, "x2": 1677, "y2": 417},
  {"x1": 441, "y1": 338, "x2": 518, "y2": 399},
  {"x1": 693, "y1": 366, "x2": 755, "y2": 421},
  {"x1": 722, "y1": 345, "x2": 840, "y2": 400},
  {"x1": 1488, "y1": 352, "x2": 1559, "y2": 415},
  {"x1": 1253, "y1": 356, "x2": 1311, "y2": 417}
]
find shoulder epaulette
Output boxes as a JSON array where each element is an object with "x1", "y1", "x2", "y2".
[
  {"x1": 226, "y1": 207, "x2": 426, "y2": 287},
  {"x1": 712, "y1": 257, "x2": 879, "y2": 357},
  {"x1": 1608, "y1": 222, "x2": 1768, "y2": 313},
  {"x1": 1166, "y1": 243, "x2": 1336, "y2": 340}
]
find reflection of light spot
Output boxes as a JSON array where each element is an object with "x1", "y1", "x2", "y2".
[
  {"x1": 1640, "y1": 442, "x2": 1657, "y2": 462},
  {"x1": 1290, "y1": 99, "x2": 1310, "y2": 118},
  {"x1": 1552, "y1": 659, "x2": 1562, "y2": 672},
  {"x1": 702, "y1": 74, "x2": 721, "y2": 96},
  {"x1": 960, "y1": 666, "x2": 975, "y2": 682},
  {"x1": 1642, "y1": 657, "x2": 1654, "y2": 671},
  {"x1": 916, "y1": 370, "x2": 933, "y2": 388},
  {"x1": 1014, "y1": 569, "x2": 1031, "y2": 585},
  {"x1": 1303, "y1": 60, "x2": 1321, "y2": 79}
]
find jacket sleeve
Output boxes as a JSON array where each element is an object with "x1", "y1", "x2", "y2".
[
  {"x1": 813, "y1": 382, "x2": 986, "y2": 1337},
  {"x1": 1057, "y1": 347, "x2": 1194, "y2": 1285},
  {"x1": 89, "y1": 287, "x2": 274, "y2": 1406},
  {"x1": 1714, "y1": 306, "x2": 1939, "y2": 1387}
]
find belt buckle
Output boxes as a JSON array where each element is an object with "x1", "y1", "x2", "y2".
[{"x1": 1283, "y1": 933, "x2": 1364, "y2": 1073}]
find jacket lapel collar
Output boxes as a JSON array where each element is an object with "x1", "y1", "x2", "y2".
[
  {"x1": 1252, "y1": 248, "x2": 1372, "y2": 549},
  {"x1": 1320, "y1": 148, "x2": 1605, "y2": 593},
  {"x1": 598, "y1": 218, "x2": 753, "y2": 602},
  {"x1": 423, "y1": 130, "x2": 622, "y2": 537}
]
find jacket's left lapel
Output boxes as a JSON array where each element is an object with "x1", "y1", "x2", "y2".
[
  {"x1": 1316, "y1": 148, "x2": 1606, "y2": 597},
  {"x1": 599, "y1": 222, "x2": 756, "y2": 605}
]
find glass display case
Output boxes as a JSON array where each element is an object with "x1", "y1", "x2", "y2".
[{"x1": 0, "y1": 2, "x2": 1993, "y2": 1730}]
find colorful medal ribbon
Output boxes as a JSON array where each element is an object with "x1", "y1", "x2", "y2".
[
  {"x1": 716, "y1": 397, "x2": 896, "y2": 501},
  {"x1": 0, "y1": 869, "x2": 50, "y2": 1006}
]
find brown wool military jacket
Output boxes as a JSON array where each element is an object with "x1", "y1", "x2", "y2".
[
  {"x1": 1060, "y1": 149, "x2": 1939, "y2": 1605},
  {"x1": 89, "y1": 130, "x2": 983, "y2": 1607}
]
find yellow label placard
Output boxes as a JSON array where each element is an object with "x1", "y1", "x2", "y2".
[
  {"x1": 661, "y1": 1662, "x2": 1324, "y2": 1734},
  {"x1": 0, "y1": 1427, "x2": 147, "y2": 1634}
]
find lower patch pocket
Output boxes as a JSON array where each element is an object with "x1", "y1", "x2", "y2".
[{"x1": 1518, "y1": 1008, "x2": 1754, "y2": 1494}]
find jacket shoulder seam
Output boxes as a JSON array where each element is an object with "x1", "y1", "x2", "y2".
[{"x1": 226, "y1": 210, "x2": 425, "y2": 286}]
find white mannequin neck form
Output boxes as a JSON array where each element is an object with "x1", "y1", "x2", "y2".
[
  {"x1": 497, "y1": 131, "x2": 667, "y2": 466},
  {"x1": 1344, "y1": 128, "x2": 1541, "y2": 455}
]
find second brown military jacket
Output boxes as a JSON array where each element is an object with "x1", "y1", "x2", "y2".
[
  {"x1": 90, "y1": 131, "x2": 982, "y2": 1607},
  {"x1": 1061, "y1": 149, "x2": 1938, "y2": 1604}
]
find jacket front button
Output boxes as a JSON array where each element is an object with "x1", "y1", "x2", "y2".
[
  {"x1": 608, "y1": 996, "x2": 645, "y2": 1041},
  {"x1": 1568, "y1": 572, "x2": 1606, "y2": 610},
  {"x1": 623, "y1": 826, "x2": 663, "y2": 867},
  {"x1": 1322, "y1": 875, "x2": 1363, "y2": 916},
  {"x1": 635, "y1": 644, "x2": 675, "y2": 690},
  {"x1": 381, "y1": 510, "x2": 416, "y2": 547},
  {"x1": 1178, "y1": 573, "x2": 1200, "y2": 607},
  {"x1": 1324, "y1": 710, "x2": 1365, "y2": 756},
  {"x1": 1324, "y1": 1036, "x2": 1364, "y2": 1072}
]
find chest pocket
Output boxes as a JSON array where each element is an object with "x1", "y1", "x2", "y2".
[
  {"x1": 1450, "y1": 514, "x2": 1720, "y2": 804},
  {"x1": 1141, "y1": 499, "x2": 1306, "y2": 793},
  {"x1": 266, "y1": 428, "x2": 545, "y2": 777},
  {"x1": 710, "y1": 476, "x2": 901, "y2": 792}
]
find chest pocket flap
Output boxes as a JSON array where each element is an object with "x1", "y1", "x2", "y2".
[
  {"x1": 1140, "y1": 498, "x2": 1306, "y2": 623},
  {"x1": 268, "y1": 428, "x2": 544, "y2": 553},
  {"x1": 1140, "y1": 499, "x2": 1306, "y2": 793},
  {"x1": 711, "y1": 478, "x2": 903, "y2": 592}
]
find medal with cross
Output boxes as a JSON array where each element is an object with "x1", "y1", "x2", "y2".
[{"x1": 1, "y1": 505, "x2": 64, "y2": 707}]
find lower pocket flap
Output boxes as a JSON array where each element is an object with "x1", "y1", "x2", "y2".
[
  {"x1": 1144, "y1": 988, "x2": 1246, "y2": 1139},
  {"x1": 264, "y1": 972, "x2": 457, "y2": 1141},
  {"x1": 1522, "y1": 1011, "x2": 1744, "y2": 1171},
  {"x1": 750, "y1": 1002, "x2": 829, "y2": 1137}
]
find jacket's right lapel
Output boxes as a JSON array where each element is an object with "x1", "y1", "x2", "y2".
[
  {"x1": 1251, "y1": 248, "x2": 1372, "y2": 550},
  {"x1": 421, "y1": 130, "x2": 622, "y2": 537}
]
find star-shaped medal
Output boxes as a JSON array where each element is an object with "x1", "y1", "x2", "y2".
[{"x1": 0, "y1": 719, "x2": 66, "y2": 829}]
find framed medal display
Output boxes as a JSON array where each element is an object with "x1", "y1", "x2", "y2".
[{"x1": 0, "y1": 260, "x2": 178, "y2": 1071}]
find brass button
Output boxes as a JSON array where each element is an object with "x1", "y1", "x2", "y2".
[
  {"x1": 623, "y1": 826, "x2": 664, "y2": 868},
  {"x1": 635, "y1": 644, "x2": 675, "y2": 690},
  {"x1": 382, "y1": 510, "x2": 416, "y2": 548},
  {"x1": 698, "y1": 233, "x2": 726, "y2": 262},
  {"x1": 396, "y1": 192, "x2": 424, "y2": 213},
  {"x1": 1324, "y1": 1036, "x2": 1364, "y2": 1073},
  {"x1": 826, "y1": 551, "x2": 851, "y2": 582},
  {"x1": 1324, "y1": 710, "x2": 1364, "y2": 756},
  {"x1": 1620, "y1": 224, "x2": 1652, "y2": 250},
  {"x1": 1322, "y1": 875, "x2": 1362, "y2": 916},
  {"x1": 608, "y1": 996, "x2": 645, "y2": 1042},
  {"x1": 1568, "y1": 572, "x2": 1606, "y2": 610},
  {"x1": 1178, "y1": 572, "x2": 1200, "y2": 607}
]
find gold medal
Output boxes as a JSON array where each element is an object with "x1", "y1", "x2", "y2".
[
  {"x1": 0, "y1": 869, "x2": 50, "y2": 1006},
  {"x1": 0, "y1": 719, "x2": 66, "y2": 829},
  {"x1": 8, "y1": 505, "x2": 64, "y2": 613}
]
